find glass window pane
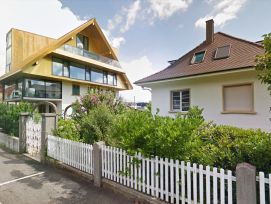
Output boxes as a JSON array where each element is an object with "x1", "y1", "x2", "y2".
[
  {"x1": 77, "y1": 34, "x2": 84, "y2": 49},
  {"x1": 73, "y1": 85, "x2": 80, "y2": 95},
  {"x1": 91, "y1": 68, "x2": 103, "y2": 83},
  {"x1": 108, "y1": 72, "x2": 114, "y2": 85},
  {"x1": 63, "y1": 61, "x2": 69, "y2": 77},
  {"x1": 113, "y1": 74, "x2": 117, "y2": 86},
  {"x1": 4, "y1": 81, "x2": 15, "y2": 100},
  {"x1": 86, "y1": 67, "x2": 91, "y2": 81},
  {"x1": 16, "y1": 79, "x2": 23, "y2": 98},
  {"x1": 52, "y1": 58, "x2": 63, "y2": 76},
  {"x1": 103, "y1": 72, "x2": 108, "y2": 84},
  {"x1": 83, "y1": 36, "x2": 89, "y2": 50},
  {"x1": 182, "y1": 90, "x2": 190, "y2": 111},
  {"x1": 193, "y1": 52, "x2": 205, "y2": 63},
  {"x1": 46, "y1": 81, "x2": 61, "y2": 99},
  {"x1": 172, "y1": 91, "x2": 180, "y2": 110},
  {"x1": 70, "y1": 62, "x2": 85, "y2": 80},
  {"x1": 6, "y1": 32, "x2": 11, "y2": 48},
  {"x1": 6, "y1": 47, "x2": 11, "y2": 65},
  {"x1": 24, "y1": 79, "x2": 45, "y2": 98}
]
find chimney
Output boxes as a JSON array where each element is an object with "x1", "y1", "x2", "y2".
[{"x1": 206, "y1": 19, "x2": 214, "y2": 45}]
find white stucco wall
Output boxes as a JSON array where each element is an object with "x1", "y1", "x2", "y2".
[
  {"x1": 147, "y1": 70, "x2": 271, "y2": 132},
  {"x1": 61, "y1": 82, "x2": 88, "y2": 116}
]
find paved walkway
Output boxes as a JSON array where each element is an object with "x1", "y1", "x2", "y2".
[{"x1": 0, "y1": 147, "x2": 134, "y2": 204}]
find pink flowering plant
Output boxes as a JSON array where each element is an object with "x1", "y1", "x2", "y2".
[
  {"x1": 71, "y1": 87, "x2": 126, "y2": 121},
  {"x1": 54, "y1": 118, "x2": 81, "y2": 142}
]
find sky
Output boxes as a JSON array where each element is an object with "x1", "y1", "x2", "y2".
[{"x1": 0, "y1": 0, "x2": 270, "y2": 102}]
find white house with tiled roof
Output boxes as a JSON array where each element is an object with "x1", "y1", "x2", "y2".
[{"x1": 135, "y1": 19, "x2": 271, "y2": 132}]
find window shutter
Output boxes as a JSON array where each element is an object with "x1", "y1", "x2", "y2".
[{"x1": 224, "y1": 84, "x2": 253, "y2": 111}]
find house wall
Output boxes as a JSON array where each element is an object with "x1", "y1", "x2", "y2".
[
  {"x1": 149, "y1": 70, "x2": 271, "y2": 132},
  {"x1": 61, "y1": 82, "x2": 88, "y2": 115},
  {"x1": 11, "y1": 29, "x2": 56, "y2": 70}
]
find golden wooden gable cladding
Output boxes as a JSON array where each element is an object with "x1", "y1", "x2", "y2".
[{"x1": 11, "y1": 29, "x2": 56, "y2": 70}]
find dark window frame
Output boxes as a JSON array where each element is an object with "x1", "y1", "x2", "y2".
[
  {"x1": 191, "y1": 51, "x2": 206, "y2": 64},
  {"x1": 76, "y1": 34, "x2": 89, "y2": 51},
  {"x1": 23, "y1": 77, "x2": 62, "y2": 99},
  {"x1": 51, "y1": 57, "x2": 117, "y2": 86}
]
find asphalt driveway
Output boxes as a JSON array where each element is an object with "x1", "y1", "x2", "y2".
[{"x1": 0, "y1": 147, "x2": 134, "y2": 204}]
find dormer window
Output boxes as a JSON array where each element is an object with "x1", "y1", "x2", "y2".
[
  {"x1": 76, "y1": 34, "x2": 89, "y2": 51},
  {"x1": 191, "y1": 51, "x2": 206, "y2": 64},
  {"x1": 215, "y1": 45, "x2": 231, "y2": 60}
]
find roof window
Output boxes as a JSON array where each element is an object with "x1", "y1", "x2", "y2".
[
  {"x1": 215, "y1": 45, "x2": 231, "y2": 60},
  {"x1": 191, "y1": 51, "x2": 206, "y2": 64}
]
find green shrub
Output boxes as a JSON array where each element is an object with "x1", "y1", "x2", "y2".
[
  {"x1": 112, "y1": 106, "x2": 205, "y2": 159},
  {"x1": 192, "y1": 122, "x2": 271, "y2": 174},
  {"x1": 54, "y1": 118, "x2": 81, "y2": 141},
  {"x1": 80, "y1": 105, "x2": 116, "y2": 145}
]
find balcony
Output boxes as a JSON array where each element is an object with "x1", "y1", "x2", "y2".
[{"x1": 58, "y1": 44, "x2": 122, "y2": 69}]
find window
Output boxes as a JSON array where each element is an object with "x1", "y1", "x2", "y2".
[
  {"x1": 91, "y1": 68, "x2": 103, "y2": 83},
  {"x1": 45, "y1": 81, "x2": 61, "y2": 99},
  {"x1": 25, "y1": 79, "x2": 45, "y2": 98},
  {"x1": 52, "y1": 58, "x2": 63, "y2": 76},
  {"x1": 6, "y1": 31, "x2": 12, "y2": 73},
  {"x1": 191, "y1": 51, "x2": 206, "y2": 64},
  {"x1": 108, "y1": 72, "x2": 114, "y2": 85},
  {"x1": 86, "y1": 67, "x2": 91, "y2": 81},
  {"x1": 76, "y1": 34, "x2": 89, "y2": 51},
  {"x1": 51, "y1": 57, "x2": 117, "y2": 85},
  {"x1": 222, "y1": 83, "x2": 254, "y2": 113},
  {"x1": 215, "y1": 45, "x2": 231, "y2": 60},
  {"x1": 171, "y1": 90, "x2": 190, "y2": 112},
  {"x1": 72, "y1": 85, "x2": 80, "y2": 96},
  {"x1": 52, "y1": 57, "x2": 69, "y2": 77},
  {"x1": 113, "y1": 74, "x2": 117, "y2": 86},
  {"x1": 24, "y1": 78, "x2": 62, "y2": 99},
  {"x1": 70, "y1": 62, "x2": 85, "y2": 80}
]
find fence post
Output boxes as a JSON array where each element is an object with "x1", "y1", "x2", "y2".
[
  {"x1": 236, "y1": 163, "x2": 256, "y2": 204},
  {"x1": 40, "y1": 113, "x2": 57, "y2": 164},
  {"x1": 19, "y1": 113, "x2": 30, "y2": 153},
  {"x1": 93, "y1": 141, "x2": 105, "y2": 187}
]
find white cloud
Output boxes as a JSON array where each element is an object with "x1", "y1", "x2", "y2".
[
  {"x1": 0, "y1": 0, "x2": 86, "y2": 76},
  {"x1": 147, "y1": 0, "x2": 193, "y2": 25},
  {"x1": 120, "y1": 0, "x2": 141, "y2": 33},
  {"x1": 195, "y1": 0, "x2": 248, "y2": 28},
  {"x1": 102, "y1": 14, "x2": 125, "y2": 49},
  {"x1": 178, "y1": 24, "x2": 183, "y2": 29},
  {"x1": 119, "y1": 56, "x2": 155, "y2": 102},
  {"x1": 107, "y1": 14, "x2": 122, "y2": 31},
  {"x1": 102, "y1": 29, "x2": 125, "y2": 49}
]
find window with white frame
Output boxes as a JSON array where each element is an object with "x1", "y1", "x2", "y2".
[{"x1": 171, "y1": 90, "x2": 190, "y2": 111}]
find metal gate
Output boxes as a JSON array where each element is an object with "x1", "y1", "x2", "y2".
[{"x1": 26, "y1": 117, "x2": 42, "y2": 156}]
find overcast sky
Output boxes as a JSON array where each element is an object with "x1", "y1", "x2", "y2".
[{"x1": 0, "y1": 0, "x2": 270, "y2": 102}]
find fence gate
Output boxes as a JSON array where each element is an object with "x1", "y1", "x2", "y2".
[{"x1": 26, "y1": 117, "x2": 42, "y2": 157}]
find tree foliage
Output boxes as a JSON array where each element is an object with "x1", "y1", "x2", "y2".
[{"x1": 254, "y1": 33, "x2": 271, "y2": 93}]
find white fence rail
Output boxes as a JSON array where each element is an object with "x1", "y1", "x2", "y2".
[
  {"x1": 48, "y1": 135, "x2": 93, "y2": 174},
  {"x1": 101, "y1": 145, "x2": 237, "y2": 204}
]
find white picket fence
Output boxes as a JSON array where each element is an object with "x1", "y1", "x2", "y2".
[
  {"x1": 47, "y1": 136, "x2": 271, "y2": 204},
  {"x1": 102, "y1": 145, "x2": 237, "y2": 204},
  {"x1": 257, "y1": 173, "x2": 271, "y2": 204},
  {"x1": 47, "y1": 135, "x2": 94, "y2": 174}
]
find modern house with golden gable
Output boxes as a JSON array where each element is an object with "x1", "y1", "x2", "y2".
[{"x1": 0, "y1": 18, "x2": 132, "y2": 114}]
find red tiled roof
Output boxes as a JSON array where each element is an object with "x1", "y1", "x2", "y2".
[{"x1": 135, "y1": 32, "x2": 264, "y2": 84}]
